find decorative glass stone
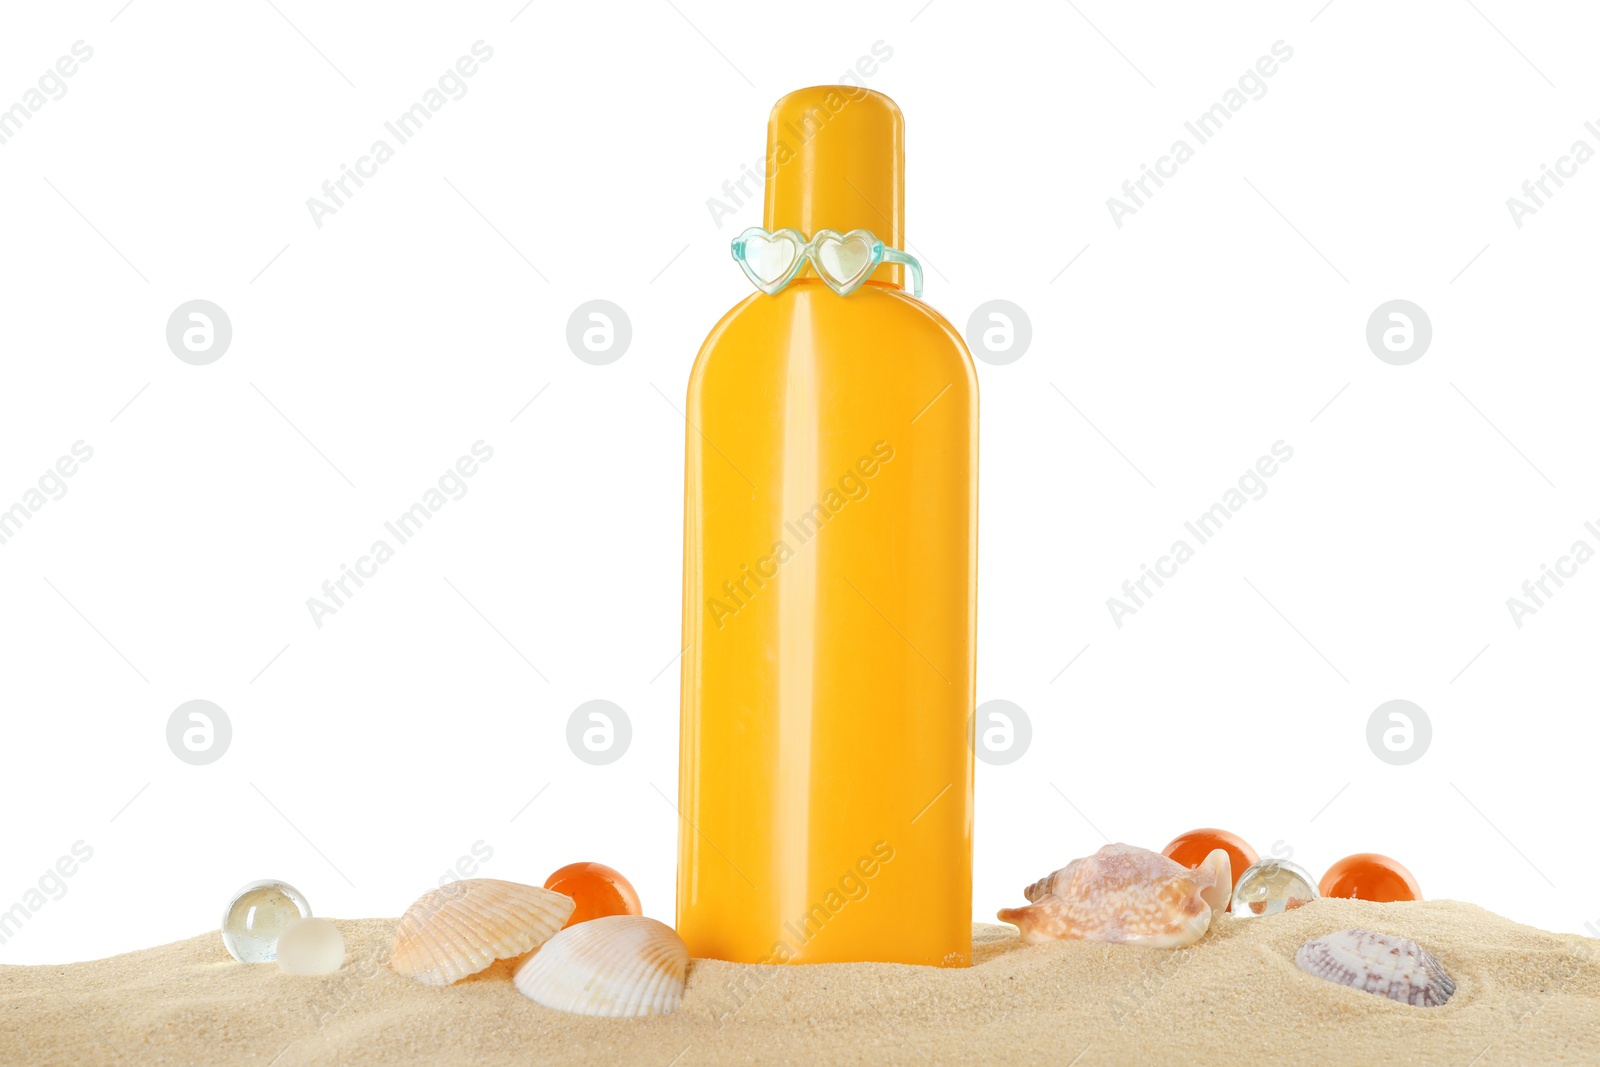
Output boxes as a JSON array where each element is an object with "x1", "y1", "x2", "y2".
[
  {"x1": 221, "y1": 879, "x2": 312, "y2": 962},
  {"x1": 277, "y1": 917, "x2": 345, "y2": 975},
  {"x1": 1231, "y1": 859, "x2": 1319, "y2": 917}
]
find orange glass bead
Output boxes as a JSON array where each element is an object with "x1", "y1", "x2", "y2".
[
  {"x1": 1318, "y1": 853, "x2": 1421, "y2": 903},
  {"x1": 543, "y1": 861, "x2": 643, "y2": 928},
  {"x1": 1161, "y1": 828, "x2": 1259, "y2": 892}
]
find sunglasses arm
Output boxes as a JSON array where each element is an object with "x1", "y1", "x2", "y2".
[{"x1": 880, "y1": 246, "x2": 923, "y2": 299}]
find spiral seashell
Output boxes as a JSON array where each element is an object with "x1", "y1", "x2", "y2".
[
  {"x1": 513, "y1": 915, "x2": 689, "y2": 1017},
  {"x1": 1295, "y1": 928, "x2": 1455, "y2": 1007},
  {"x1": 389, "y1": 878, "x2": 575, "y2": 986},
  {"x1": 998, "y1": 843, "x2": 1231, "y2": 949}
]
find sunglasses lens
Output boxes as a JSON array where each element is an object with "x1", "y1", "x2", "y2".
[
  {"x1": 742, "y1": 232, "x2": 801, "y2": 287},
  {"x1": 812, "y1": 231, "x2": 879, "y2": 294},
  {"x1": 818, "y1": 243, "x2": 871, "y2": 282}
]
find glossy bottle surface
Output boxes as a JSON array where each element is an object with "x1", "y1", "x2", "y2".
[{"x1": 678, "y1": 279, "x2": 976, "y2": 966}]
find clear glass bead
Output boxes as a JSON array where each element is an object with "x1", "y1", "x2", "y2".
[
  {"x1": 1231, "y1": 859, "x2": 1319, "y2": 917},
  {"x1": 221, "y1": 879, "x2": 312, "y2": 962}
]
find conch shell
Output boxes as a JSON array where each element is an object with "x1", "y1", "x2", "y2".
[
  {"x1": 389, "y1": 878, "x2": 575, "y2": 986},
  {"x1": 998, "y1": 842, "x2": 1232, "y2": 948}
]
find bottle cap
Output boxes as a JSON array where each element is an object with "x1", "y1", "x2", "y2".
[{"x1": 763, "y1": 86, "x2": 905, "y2": 290}]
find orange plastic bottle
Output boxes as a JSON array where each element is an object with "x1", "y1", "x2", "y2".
[{"x1": 676, "y1": 87, "x2": 977, "y2": 966}]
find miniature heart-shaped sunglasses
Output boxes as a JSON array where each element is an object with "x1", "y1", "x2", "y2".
[{"x1": 731, "y1": 227, "x2": 924, "y2": 299}]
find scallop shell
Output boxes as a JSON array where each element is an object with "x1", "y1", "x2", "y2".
[
  {"x1": 997, "y1": 842, "x2": 1232, "y2": 948},
  {"x1": 1295, "y1": 928, "x2": 1455, "y2": 1007},
  {"x1": 389, "y1": 878, "x2": 575, "y2": 986},
  {"x1": 513, "y1": 915, "x2": 689, "y2": 1017}
]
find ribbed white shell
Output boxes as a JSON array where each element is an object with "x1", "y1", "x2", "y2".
[
  {"x1": 513, "y1": 915, "x2": 689, "y2": 1017},
  {"x1": 389, "y1": 878, "x2": 575, "y2": 986},
  {"x1": 1295, "y1": 928, "x2": 1455, "y2": 1007}
]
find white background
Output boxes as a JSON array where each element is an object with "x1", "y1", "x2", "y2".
[{"x1": 1, "y1": 0, "x2": 1596, "y2": 966}]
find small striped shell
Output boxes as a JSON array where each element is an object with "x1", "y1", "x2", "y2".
[
  {"x1": 513, "y1": 915, "x2": 689, "y2": 1017},
  {"x1": 1295, "y1": 928, "x2": 1455, "y2": 1007},
  {"x1": 389, "y1": 878, "x2": 575, "y2": 986}
]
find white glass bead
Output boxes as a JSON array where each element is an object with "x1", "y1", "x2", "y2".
[{"x1": 277, "y1": 917, "x2": 345, "y2": 975}]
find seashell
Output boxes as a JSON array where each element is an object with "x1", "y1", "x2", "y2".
[
  {"x1": 389, "y1": 878, "x2": 575, "y2": 986},
  {"x1": 513, "y1": 915, "x2": 689, "y2": 1017},
  {"x1": 998, "y1": 843, "x2": 1231, "y2": 949},
  {"x1": 1294, "y1": 928, "x2": 1455, "y2": 1007}
]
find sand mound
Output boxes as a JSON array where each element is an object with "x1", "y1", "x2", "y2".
[{"x1": 2, "y1": 899, "x2": 1596, "y2": 1065}]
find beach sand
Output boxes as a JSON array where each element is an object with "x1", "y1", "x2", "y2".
[{"x1": 3, "y1": 898, "x2": 1597, "y2": 1065}]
